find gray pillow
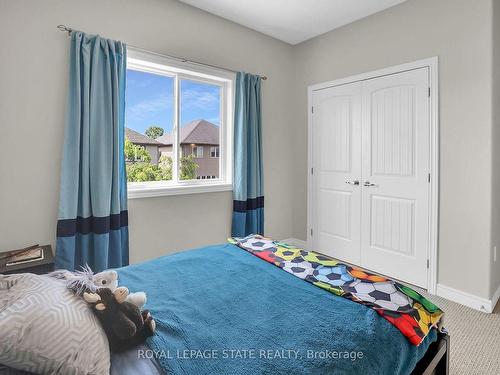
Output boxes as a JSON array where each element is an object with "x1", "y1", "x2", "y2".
[{"x1": 0, "y1": 273, "x2": 110, "y2": 374}]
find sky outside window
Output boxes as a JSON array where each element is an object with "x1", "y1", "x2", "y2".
[
  {"x1": 125, "y1": 69, "x2": 174, "y2": 134},
  {"x1": 180, "y1": 78, "x2": 220, "y2": 127},
  {"x1": 125, "y1": 70, "x2": 221, "y2": 134}
]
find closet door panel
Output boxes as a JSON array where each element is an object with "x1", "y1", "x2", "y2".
[
  {"x1": 360, "y1": 68, "x2": 430, "y2": 288},
  {"x1": 312, "y1": 82, "x2": 362, "y2": 264}
]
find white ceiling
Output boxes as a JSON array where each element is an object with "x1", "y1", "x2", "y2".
[{"x1": 179, "y1": 0, "x2": 407, "y2": 45}]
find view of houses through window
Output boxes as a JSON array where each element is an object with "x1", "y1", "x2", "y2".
[{"x1": 125, "y1": 68, "x2": 221, "y2": 183}]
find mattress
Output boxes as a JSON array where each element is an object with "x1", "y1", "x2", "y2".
[
  {"x1": 110, "y1": 343, "x2": 163, "y2": 375},
  {"x1": 1, "y1": 348, "x2": 163, "y2": 375}
]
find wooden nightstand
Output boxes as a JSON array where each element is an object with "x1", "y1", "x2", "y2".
[{"x1": 0, "y1": 245, "x2": 55, "y2": 275}]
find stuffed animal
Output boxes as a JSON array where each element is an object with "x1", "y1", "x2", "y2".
[
  {"x1": 90, "y1": 269, "x2": 147, "y2": 308},
  {"x1": 83, "y1": 287, "x2": 156, "y2": 352},
  {"x1": 51, "y1": 266, "x2": 147, "y2": 308}
]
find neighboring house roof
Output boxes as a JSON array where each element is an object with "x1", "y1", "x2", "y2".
[
  {"x1": 125, "y1": 127, "x2": 163, "y2": 146},
  {"x1": 156, "y1": 119, "x2": 219, "y2": 146}
]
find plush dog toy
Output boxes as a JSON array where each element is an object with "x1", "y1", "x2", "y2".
[
  {"x1": 51, "y1": 266, "x2": 147, "y2": 308},
  {"x1": 83, "y1": 287, "x2": 156, "y2": 352}
]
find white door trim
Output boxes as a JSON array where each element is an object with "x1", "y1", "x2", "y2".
[{"x1": 307, "y1": 57, "x2": 439, "y2": 294}]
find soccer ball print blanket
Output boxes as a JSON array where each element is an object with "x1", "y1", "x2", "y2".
[{"x1": 230, "y1": 235, "x2": 443, "y2": 346}]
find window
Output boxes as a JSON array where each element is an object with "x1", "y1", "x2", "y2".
[
  {"x1": 210, "y1": 146, "x2": 220, "y2": 158},
  {"x1": 192, "y1": 146, "x2": 203, "y2": 158},
  {"x1": 125, "y1": 48, "x2": 234, "y2": 198}
]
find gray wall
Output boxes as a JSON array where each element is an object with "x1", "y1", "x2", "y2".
[
  {"x1": 0, "y1": 0, "x2": 295, "y2": 264},
  {"x1": 291, "y1": 0, "x2": 494, "y2": 299},
  {"x1": 492, "y1": 0, "x2": 500, "y2": 299}
]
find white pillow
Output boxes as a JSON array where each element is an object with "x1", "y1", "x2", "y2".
[{"x1": 0, "y1": 273, "x2": 110, "y2": 374}]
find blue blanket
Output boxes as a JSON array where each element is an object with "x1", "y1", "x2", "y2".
[{"x1": 117, "y1": 244, "x2": 436, "y2": 375}]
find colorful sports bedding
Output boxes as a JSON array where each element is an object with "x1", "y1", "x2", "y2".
[{"x1": 230, "y1": 235, "x2": 443, "y2": 346}]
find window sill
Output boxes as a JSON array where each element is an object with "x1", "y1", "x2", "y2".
[{"x1": 127, "y1": 182, "x2": 233, "y2": 199}]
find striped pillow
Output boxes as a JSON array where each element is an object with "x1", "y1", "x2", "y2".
[{"x1": 0, "y1": 273, "x2": 110, "y2": 374}]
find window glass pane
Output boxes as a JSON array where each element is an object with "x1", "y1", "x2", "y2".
[
  {"x1": 179, "y1": 79, "x2": 221, "y2": 180},
  {"x1": 125, "y1": 69, "x2": 174, "y2": 182}
]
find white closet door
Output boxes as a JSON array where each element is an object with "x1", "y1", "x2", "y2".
[
  {"x1": 312, "y1": 82, "x2": 362, "y2": 264},
  {"x1": 360, "y1": 68, "x2": 430, "y2": 288}
]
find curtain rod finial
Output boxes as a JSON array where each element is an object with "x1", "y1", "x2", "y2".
[{"x1": 57, "y1": 24, "x2": 72, "y2": 34}]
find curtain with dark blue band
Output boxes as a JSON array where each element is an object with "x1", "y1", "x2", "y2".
[
  {"x1": 55, "y1": 31, "x2": 129, "y2": 272},
  {"x1": 231, "y1": 72, "x2": 264, "y2": 237}
]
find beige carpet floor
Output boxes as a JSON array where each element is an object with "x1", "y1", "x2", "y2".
[{"x1": 419, "y1": 291, "x2": 500, "y2": 374}]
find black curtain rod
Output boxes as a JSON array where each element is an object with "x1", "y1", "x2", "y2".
[{"x1": 56, "y1": 25, "x2": 268, "y2": 80}]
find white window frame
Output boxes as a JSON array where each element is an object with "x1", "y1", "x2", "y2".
[
  {"x1": 126, "y1": 47, "x2": 234, "y2": 198},
  {"x1": 210, "y1": 146, "x2": 220, "y2": 158}
]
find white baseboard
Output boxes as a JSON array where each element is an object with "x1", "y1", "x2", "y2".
[
  {"x1": 280, "y1": 238, "x2": 307, "y2": 249},
  {"x1": 436, "y1": 284, "x2": 494, "y2": 313}
]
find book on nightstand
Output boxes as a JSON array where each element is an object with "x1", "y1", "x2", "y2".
[{"x1": 0, "y1": 245, "x2": 55, "y2": 275}]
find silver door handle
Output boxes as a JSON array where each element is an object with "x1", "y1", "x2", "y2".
[
  {"x1": 345, "y1": 180, "x2": 360, "y2": 186},
  {"x1": 364, "y1": 181, "x2": 377, "y2": 187}
]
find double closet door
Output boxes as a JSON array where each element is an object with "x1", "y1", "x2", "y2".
[{"x1": 311, "y1": 68, "x2": 430, "y2": 288}]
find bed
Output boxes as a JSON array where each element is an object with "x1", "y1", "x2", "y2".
[
  {"x1": 0, "y1": 240, "x2": 448, "y2": 375},
  {"x1": 112, "y1": 241, "x2": 449, "y2": 375}
]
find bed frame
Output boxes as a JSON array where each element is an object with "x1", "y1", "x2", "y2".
[{"x1": 412, "y1": 329, "x2": 450, "y2": 375}]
